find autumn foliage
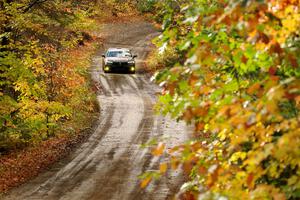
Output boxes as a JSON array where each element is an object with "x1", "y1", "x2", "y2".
[
  {"x1": 146, "y1": 0, "x2": 300, "y2": 199},
  {"x1": 0, "y1": 0, "x2": 97, "y2": 152}
]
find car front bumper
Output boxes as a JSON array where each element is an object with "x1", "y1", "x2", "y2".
[{"x1": 104, "y1": 62, "x2": 135, "y2": 73}]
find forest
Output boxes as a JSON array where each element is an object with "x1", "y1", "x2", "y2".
[
  {"x1": 1, "y1": 0, "x2": 300, "y2": 199},
  {"x1": 0, "y1": 0, "x2": 100, "y2": 151}
]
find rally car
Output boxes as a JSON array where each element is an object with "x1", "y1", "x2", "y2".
[{"x1": 102, "y1": 48, "x2": 137, "y2": 74}]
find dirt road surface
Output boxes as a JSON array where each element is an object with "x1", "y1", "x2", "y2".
[{"x1": 3, "y1": 20, "x2": 191, "y2": 200}]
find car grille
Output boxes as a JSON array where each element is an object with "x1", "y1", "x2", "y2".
[
  {"x1": 110, "y1": 62, "x2": 130, "y2": 70},
  {"x1": 112, "y1": 62, "x2": 128, "y2": 66}
]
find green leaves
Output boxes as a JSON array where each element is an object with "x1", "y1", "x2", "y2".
[{"x1": 149, "y1": 0, "x2": 300, "y2": 199}]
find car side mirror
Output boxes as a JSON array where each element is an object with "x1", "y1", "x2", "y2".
[
  {"x1": 133, "y1": 55, "x2": 137, "y2": 58},
  {"x1": 101, "y1": 54, "x2": 105, "y2": 58}
]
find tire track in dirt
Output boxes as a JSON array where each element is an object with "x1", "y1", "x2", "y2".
[{"x1": 3, "y1": 20, "x2": 191, "y2": 200}]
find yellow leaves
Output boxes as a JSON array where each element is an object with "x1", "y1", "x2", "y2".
[
  {"x1": 151, "y1": 143, "x2": 165, "y2": 156},
  {"x1": 266, "y1": 85, "x2": 284, "y2": 101},
  {"x1": 14, "y1": 81, "x2": 31, "y2": 96},
  {"x1": 267, "y1": 4, "x2": 300, "y2": 45},
  {"x1": 287, "y1": 175, "x2": 299, "y2": 186},
  {"x1": 282, "y1": 18, "x2": 298, "y2": 32},
  {"x1": 217, "y1": 129, "x2": 227, "y2": 141},
  {"x1": 0, "y1": 95, "x2": 18, "y2": 114},
  {"x1": 275, "y1": 129, "x2": 300, "y2": 159},
  {"x1": 282, "y1": 5, "x2": 300, "y2": 32},
  {"x1": 235, "y1": 171, "x2": 247, "y2": 182},
  {"x1": 230, "y1": 152, "x2": 247, "y2": 163}
]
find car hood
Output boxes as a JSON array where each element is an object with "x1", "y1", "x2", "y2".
[{"x1": 105, "y1": 57, "x2": 133, "y2": 62}]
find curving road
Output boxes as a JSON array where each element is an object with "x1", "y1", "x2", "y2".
[{"x1": 3, "y1": 20, "x2": 190, "y2": 200}]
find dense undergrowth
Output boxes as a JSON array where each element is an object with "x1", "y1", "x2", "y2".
[
  {"x1": 0, "y1": 0, "x2": 102, "y2": 153},
  {"x1": 141, "y1": 0, "x2": 300, "y2": 199}
]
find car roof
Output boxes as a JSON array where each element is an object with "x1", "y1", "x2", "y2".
[{"x1": 107, "y1": 48, "x2": 130, "y2": 52}]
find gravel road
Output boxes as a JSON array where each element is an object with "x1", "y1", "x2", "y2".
[{"x1": 3, "y1": 20, "x2": 190, "y2": 200}]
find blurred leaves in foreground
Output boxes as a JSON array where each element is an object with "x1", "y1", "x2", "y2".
[{"x1": 142, "y1": 0, "x2": 300, "y2": 199}]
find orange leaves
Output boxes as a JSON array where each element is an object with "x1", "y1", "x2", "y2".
[
  {"x1": 182, "y1": 108, "x2": 193, "y2": 122},
  {"x1": 247, "y1": 83, "x2": 262, "y2": 95},
  {"x1": 247, "y1": 173, "x2": 255, "y2": 189},
  {"x1": 206, "y1": 165, "x2": 222, "y2": 188},
  {"x1": 166, "y1": 82, "x2": 177, "y2": 95},
  {"x1": 197, "y1": 166, "x2": 207, "y2": 175},
  {"x1": 159, "y1": 162, "x2": 168, "y2": 174},
  {"x1": 183, "y1": 161, "x2": 194, "y2": 174},
  {"x1": 195, "y1": 122, "x2": 205, "y2": 132},
  {"x1": 139, "y1": 170, "x2": 162, "y2": 189},
  {"x1": 151, "y1": 143, "x2": 165, "y2": 157},
  {"x1": 171, "y1": 156, "x2": 180, "y2": 170},
  {"x1": 140, "y1": 177, "x2": 152, "y2": 189},
  {"x1": 193, "y1": 106, "x2": 209, "y2": 118},
  {"x1": 295, "y1": 95, "x2": 300, "y2": 107},
  {"x1": 188, "y1": 73, "x2": 199, "y2": 87},
  {"x1": 183, "y1": 104, "x2": 210, "y2": 124}
]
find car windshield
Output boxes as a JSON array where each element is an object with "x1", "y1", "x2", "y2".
[{"x1": 107, "y1": 50, "x2": 131, "y2": 58}]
